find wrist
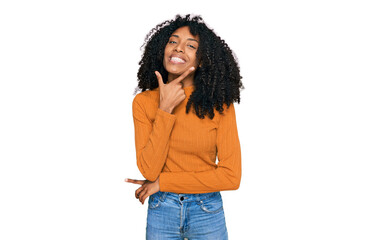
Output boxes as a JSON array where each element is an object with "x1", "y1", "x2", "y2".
[{"x1": 159, "y1": 106, "x2": 173, "y2": 114}]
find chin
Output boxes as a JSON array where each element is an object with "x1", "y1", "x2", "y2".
[{"x1": 165, "y1": 65, "x2": 188, "y2": 75}]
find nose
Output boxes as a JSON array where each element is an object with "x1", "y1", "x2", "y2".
[{"x1": 174, "y1": 43, "x2": 185, "y2": 53}]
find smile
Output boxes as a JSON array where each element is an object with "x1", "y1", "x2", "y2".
[{"x1": 169, "y1": 57, "x2": 186, "y2": 64}]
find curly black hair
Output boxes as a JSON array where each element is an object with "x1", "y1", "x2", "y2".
[{"x1": 134, "y1": 14, "x2": 244, "y2": 120}]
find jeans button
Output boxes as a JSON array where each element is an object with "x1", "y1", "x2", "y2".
[{"x1": 180, "y1": 196, "x2": 184, "y2": 201}]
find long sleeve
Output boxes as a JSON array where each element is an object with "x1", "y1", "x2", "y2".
[
  {"x1": 159, "y1": 103, "x2": 242, "y2": 194},
  {"x1": 132, "y1": 95, "x2": 177, "y2": 181}
]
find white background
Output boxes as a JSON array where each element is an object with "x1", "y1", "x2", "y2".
[{"x1": 1, "y1": 0, "x2": 370, "y2": 239}]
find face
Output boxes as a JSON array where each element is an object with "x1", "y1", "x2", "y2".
[{"x1": 163, "y1": 26, "x2": 200, "y2": 77}]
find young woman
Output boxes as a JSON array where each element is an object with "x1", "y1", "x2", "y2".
[{"x1": 126, "y1": 14, "x2": 244, "y2": 239}]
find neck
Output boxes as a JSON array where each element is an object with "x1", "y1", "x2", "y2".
[{"x1": 168, "y1": 72, "x2": 194, "y2": 88}]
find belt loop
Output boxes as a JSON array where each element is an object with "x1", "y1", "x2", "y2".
[{"x1": 195, "y1": 193, "x2": 201, "y2": 202}]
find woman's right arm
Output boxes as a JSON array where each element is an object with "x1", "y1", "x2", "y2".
[
  {"x1": 133, "y1": 67, "x2": 195, "y2": 181},
  {"x1": 132, "y1": 95, "x2": 177, "y2": 182}
]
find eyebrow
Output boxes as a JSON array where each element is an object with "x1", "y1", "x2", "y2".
[{"x1": 171, "y1": 34, "x2": 199, "y2": 43}]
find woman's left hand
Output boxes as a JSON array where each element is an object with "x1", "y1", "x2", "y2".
[{"x1": 125, "y1": 177, "x2": 160, "y2": 205}]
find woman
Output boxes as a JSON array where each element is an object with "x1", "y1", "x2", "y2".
[{"x1": 126, "y1": 14, "x2": 244, "y2": 239}]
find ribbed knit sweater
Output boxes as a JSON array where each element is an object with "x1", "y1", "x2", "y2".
[{"x1": 132, "y1": 85, "x2": 241, "y2": 194}]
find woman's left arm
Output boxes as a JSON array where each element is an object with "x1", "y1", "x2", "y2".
[{"x1": 159, "y1": 103, "x2": 242, "y2": 194}]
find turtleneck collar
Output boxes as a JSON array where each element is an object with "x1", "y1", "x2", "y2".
[
  {"x1": 183, "y1": 85, "x2": 195, "y2": 91},
  {"x1": 154, "y1": 85, "x2": 195, "y2": 94}
]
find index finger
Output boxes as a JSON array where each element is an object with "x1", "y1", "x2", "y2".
[
  {"x1": 125, "y1": 178, "x2": 145, "y2": 185},
  {"x1": 155, "y1": 71, "x2": 165, "y2": 88},
  {"x1": 172, "y1": 67, "x2": 195, "y2": 84}
]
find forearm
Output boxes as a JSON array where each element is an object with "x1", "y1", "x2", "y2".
[
  {"x1": 159, "y1": 166, "x2": 241, "y2": 194},
  {"x1": 134, "y1": 107, "x2": 176, "y2": 181}
]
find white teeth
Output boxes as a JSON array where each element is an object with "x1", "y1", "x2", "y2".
[{"x1": 170, "y1": 57, "x2": 185, "y2": 63}]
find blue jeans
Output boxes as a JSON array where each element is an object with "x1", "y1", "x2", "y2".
[{"x1": 146, "y1": 191, "x2": 228, "y2": 240}]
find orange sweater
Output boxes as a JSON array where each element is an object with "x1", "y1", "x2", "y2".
[{"x1": 132, "y1": 85, "x2": 242, "y2": 194}]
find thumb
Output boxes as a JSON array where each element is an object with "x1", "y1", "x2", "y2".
[{"x1": 155, "y1": 71, "x2": 164, "y2": 88}]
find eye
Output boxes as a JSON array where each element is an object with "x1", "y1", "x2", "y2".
[
  {"x1": 188, "y1": 44, "x2": 196, "y2": 49},
  {"x1": 169, "y1": 40, "x2": 176, "y2": 44}
]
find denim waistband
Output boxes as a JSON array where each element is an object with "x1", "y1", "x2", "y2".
[{"x1": 154, "y1": 191, "x2": 221, "y2": 203}]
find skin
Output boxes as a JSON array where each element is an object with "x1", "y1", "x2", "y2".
[
  {"x1": 126, "y1": 26, "x2": 201, "y2": 205},
  {"x1": 162, "y1": 26, "x2": 201, "y2": 87}
]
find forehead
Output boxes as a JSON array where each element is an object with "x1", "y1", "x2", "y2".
[{"x1": 171, "y1": 26, "x2": 200, "y2": 41}]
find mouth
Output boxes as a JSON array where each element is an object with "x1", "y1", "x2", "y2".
[{"x1": 169, "y1": 56, "x2": 186, "y2": 64}]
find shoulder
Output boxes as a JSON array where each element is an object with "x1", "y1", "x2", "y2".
[
  {"x1": 215, "y1": 102, "x2": 237, "y2": 123},
  {"x1": 217, "y1": 102, "x2": 236, "y2": 116},
  {"x1": 132, "y1": 88, "x2": 160, "y2": 112},
  {"x1": 133, "y1": 88, "x2": 159, "y2": 105}
]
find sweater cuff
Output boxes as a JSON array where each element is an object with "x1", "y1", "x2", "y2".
[
  {"x1": 159, "y1": 172, "x2": 170, "y2": 192},
  {"x1": 156, "y1": 107, "x2": 177, "y2": 121}
]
